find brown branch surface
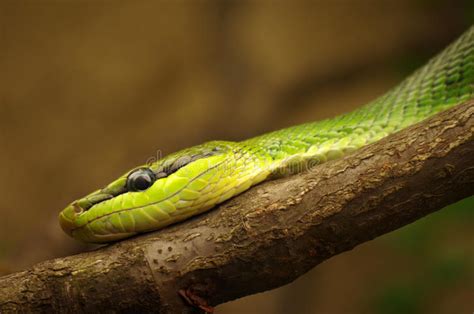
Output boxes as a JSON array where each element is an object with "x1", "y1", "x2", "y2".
[{"x1": 1, "y1": 101, "x2": 473, "y2": 313}]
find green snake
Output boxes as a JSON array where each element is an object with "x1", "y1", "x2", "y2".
[{"x1": 59, "y1": 27, "x2": 474, "y2": 243}]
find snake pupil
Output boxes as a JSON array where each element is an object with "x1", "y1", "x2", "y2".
[{"x1": 127, "y1": 168, "x2": 156, "y2": 191}]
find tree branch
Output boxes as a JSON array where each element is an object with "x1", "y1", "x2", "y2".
[{"x1": 1, "y1": 101, "x2": 473, "y2": 313}]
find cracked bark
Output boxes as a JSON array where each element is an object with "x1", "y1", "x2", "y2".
[{"x1": 0, "y1": 101, "x2": 473, "y2": 313}]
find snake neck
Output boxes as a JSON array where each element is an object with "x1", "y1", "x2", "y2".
[{"x1": 243, "y1": 26, "x2": 474, "y2": 166}]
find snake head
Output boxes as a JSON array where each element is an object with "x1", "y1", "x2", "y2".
[{"x1": 59, "y1": 141, "x2": 269, "y2": 243}]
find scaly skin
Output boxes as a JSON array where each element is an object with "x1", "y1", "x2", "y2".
[{"x1": 60, "y1": 27, "x2": 474, "y2": 243}]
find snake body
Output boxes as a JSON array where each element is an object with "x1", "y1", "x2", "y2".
[{"x1": 60, "y1": 27, "x2": 474, "y2": 243}]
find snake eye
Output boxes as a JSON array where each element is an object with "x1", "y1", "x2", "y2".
[{"x1": 127, "y1": 168, "x2": 156, "y2": 192}]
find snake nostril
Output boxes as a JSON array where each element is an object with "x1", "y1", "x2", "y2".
[{"x1": 72, "y1": 203, "x2": 84, "y2": 214}]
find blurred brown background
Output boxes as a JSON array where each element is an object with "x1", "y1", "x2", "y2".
[{"x1": 1, "y1": 1, "x2": 473, "y2": 313}]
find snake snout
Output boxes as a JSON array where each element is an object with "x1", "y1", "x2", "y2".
[{"x1": 58, "y1": 204, "x2": 80, "y2": 236}]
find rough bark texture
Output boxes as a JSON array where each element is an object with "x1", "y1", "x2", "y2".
[{"x1": 0, "y1": 101, "x2": 473, "y2": 313}]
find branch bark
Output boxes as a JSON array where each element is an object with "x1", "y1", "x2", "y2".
[{"x1": 1, "y1": 101, "x2": 473, "y2": 313}]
